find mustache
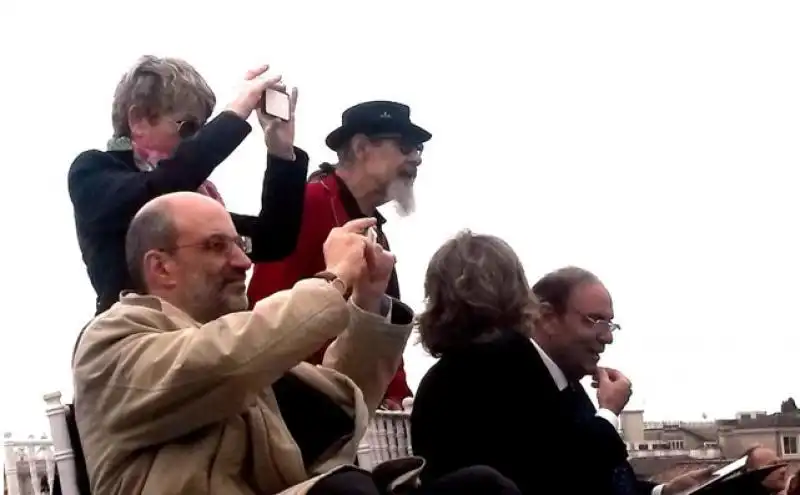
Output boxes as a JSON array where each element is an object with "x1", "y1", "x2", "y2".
[
  {"x1": 400, "y1": 162, "x2": 419, "y2": 180},
  {"x1": 222, "y1": 270, "x2": 247, "y2": 285}
]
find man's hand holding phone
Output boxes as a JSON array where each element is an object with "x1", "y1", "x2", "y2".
[{"x1": 322, "y1": 218, "x2": 376, "y2": 297}]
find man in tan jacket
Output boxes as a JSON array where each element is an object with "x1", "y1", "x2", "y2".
[
  {"x1": 73, "y1": 191, "x2": 420, "y2": 494},
  {"x1": 74, "y1": 192, "x2": 520, "y2": 495}
]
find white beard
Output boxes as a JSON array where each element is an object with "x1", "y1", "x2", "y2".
[{"x1": 388, "y1": 179, "x2": 416, "y2": 217}]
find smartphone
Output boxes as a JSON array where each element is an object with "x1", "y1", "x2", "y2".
[
  {"x1": 681, "y1": 456, "x2": 747, "y2": 494},
  {"x1": 262, "y1": 88, "x2": 290, "y2": 121},
  {"x1": 711, "y1": 456, "x2": 747, "y2": 479}
]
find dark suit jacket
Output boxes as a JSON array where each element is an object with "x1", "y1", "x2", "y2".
[
  {"x1": 68, "y1": 111, "x2": 308, "y2": 315},
  {"x1": 410, "y1": 329, "x2": 655, "y2": 495}
]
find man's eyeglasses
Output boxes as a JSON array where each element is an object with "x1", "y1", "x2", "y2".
[
  {"x1": 577, "y1": 312, "x2": 621, "y2": 333},
  {"x1": 168, "y1": 234, "x2": 252, "y2": 256}
]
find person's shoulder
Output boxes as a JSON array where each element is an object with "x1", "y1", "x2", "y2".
[
  {"x1": 303, "y1": 176, "x2": 339, "y2": 222},
  {"x1": 69, "y1": 149, "x2": 118, "y2": 169},
  {"x1": 75, "y1": 297, "x2": 169, "y2": 380},
  {"x1": 68, "y1": 149, "x2": 130, "y2": 181},
  {"x1": 89, "y1": 296, "x2": 158, "y2": 325},
  {"x1": 305, "y1": 175, "x2": 335, "y2": 200},
  {"x1": 448, "y1": 330, "x2": 536, "y2": 362},
  {"x1": 434, "y1": 331, "x2": 539, "y2": 382}
]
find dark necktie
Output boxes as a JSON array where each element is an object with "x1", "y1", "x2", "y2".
[{"x1": 562, "y1": 383, "x2": 640, "y2": 495}]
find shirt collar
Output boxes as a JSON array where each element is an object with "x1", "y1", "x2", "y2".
[{"x1": 530, "y1": 338, "x2": 568, "y2": 392}]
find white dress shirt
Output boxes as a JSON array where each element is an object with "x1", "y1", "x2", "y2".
[{"x1": 529, "y1": 339, "x2": 663, "y2": 495}]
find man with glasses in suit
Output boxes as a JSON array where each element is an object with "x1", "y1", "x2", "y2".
[{"x1": 530, "y1": 266, "x2": 714, "y2": 495}]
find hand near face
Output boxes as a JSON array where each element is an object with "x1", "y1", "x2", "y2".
[{"x1": 592, "y1": 367, "x2": 632, "y2": 415}]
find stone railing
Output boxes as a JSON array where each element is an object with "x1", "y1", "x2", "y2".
[{"x1": 3, "y1": 433, "x2": 55, "y2": 495}]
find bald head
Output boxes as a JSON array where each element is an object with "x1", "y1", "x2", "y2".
[
  {"x1": 745, "y1": 445, "x2": 780, "y2": 470},
  {"x1": 126, "y1": 192, "x2": 251, "y2": 322},
  {"x1": 125, "y1": 192, "x2": 230, "y2": 292}
]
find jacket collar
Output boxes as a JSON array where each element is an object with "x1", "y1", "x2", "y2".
[
  {"x1": 529, "y1": 338, "x2": 569, "y2": 391},
  {"x1": 119, "y1": 292, "x2": 202, "y2": 328},
  {"x1": 320, "y1": 173, "x2": 387, "y2": 226},
  {"x1": 107, "y1": 149, "x2": 139, "y2": 170}
]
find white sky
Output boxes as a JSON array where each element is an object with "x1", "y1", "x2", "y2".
[{"x1": 2, "y1": 0, "x2": 800, "y2": 441}]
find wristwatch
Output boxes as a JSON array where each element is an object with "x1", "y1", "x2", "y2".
[{"x1": 312, "y1": 271, "x2": 352, "y2": 299}]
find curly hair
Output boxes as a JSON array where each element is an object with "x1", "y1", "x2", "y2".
[
  {"x1": 417, "y1": 230, "x2": 538, "y2": 357},
  {"x1": 111, "y1": 55, "x2": 216, "y2": 138}
]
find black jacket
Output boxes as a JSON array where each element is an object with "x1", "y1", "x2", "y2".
[
  {"x1": 410, "y1": 329, "x2": 654, "y2": 495},
  {"x1": 68, "y1": 110, "x2": 308, "y2": 315}
]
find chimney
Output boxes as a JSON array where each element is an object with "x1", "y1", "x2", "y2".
[{"x1": 620, "y1": 410, "x2": 645, "y2": 444}]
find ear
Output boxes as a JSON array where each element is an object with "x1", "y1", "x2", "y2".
[
  {"x1": 142, "y1": 250, "x2": 177, "y2": 289},
  {"x1": 351, "y1": 134, "x2": 372, "y2": 160},
  {"x1": 536, "y1": 301, "x2": 559, "y2": 335},
  {"x1": 537, "y1": 301, "x2": 555, "y2": 319}
]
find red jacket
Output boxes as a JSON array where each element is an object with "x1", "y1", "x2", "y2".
[{"x1": 247, "y1": 170, "x2": 413, "y2": 405}]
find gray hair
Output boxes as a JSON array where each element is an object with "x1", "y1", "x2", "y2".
[
  {"x1": 531, "y1": 266, "x2": 600, "y2": 315},
  {"x1": 336, "y1": 141, "x2": 354, "y2": 165},
  {"x1": 125, "y1": 206, "x2": 178, "y2": 292},
  {"x1": 111, "y1": 55, "x2": 216, "y2": 138}
]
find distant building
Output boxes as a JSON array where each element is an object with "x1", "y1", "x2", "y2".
[
  {"x1": 717, "y1": 410, "x2": 800, "y2": 459},
  {"x1": 620, "y1": 408, "x2": 800, "y2": 481}
]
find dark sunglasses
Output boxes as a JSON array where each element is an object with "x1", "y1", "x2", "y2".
[
  {"x1": 369, "y1": 133, "x2": 424, "y2": 155},
  {"x1": 176, "y1": 119, "x2": 202, "y2": 139}
]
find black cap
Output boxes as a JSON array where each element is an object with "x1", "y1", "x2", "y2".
[{"x1": 325, "y1": 101, "x2": 432, "y2": 151}]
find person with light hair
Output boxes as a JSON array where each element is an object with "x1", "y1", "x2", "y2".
[{"x1": 68, "y1": 55, "x2": 308, "y2": 316}]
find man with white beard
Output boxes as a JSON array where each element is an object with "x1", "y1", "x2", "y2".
[{"x1": 248, "y1": 101, "x2": 430, "y2": 409}]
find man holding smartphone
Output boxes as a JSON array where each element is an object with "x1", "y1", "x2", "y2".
[{"x1": 247, "y1": 100, "x2": 430, "y2": 409}]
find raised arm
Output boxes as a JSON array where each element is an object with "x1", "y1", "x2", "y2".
[
  {"x1": 321, "y1": 238, "x2": 414, "y2": 413},
  {"x1": 75, "y1": 218, "x2": 375, "y2": 450},
  {"x1": 68, "y1": 112, "x2": 251, "y2": 232},
  {"x1": 75, "y1": 279, "x2": 350, "y2": 449},
  {"x1": 323, "y1": 298, "x2": 414, "y2": 413},
  {"x1": 69, "y1": 65, "x2": 289, "y2": 233},
  {"x1": 230, "y1": 147, "x2": 310, "y2": 262}
]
